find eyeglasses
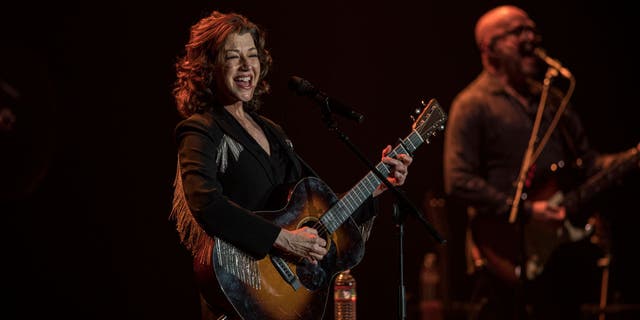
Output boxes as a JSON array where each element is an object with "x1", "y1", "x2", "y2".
[{"x1": 488, "y1": 25, "x2": 540, "y2": 49}]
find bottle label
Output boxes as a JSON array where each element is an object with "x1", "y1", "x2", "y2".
[{"x1": 334, "y1": 286, "x2": 357, "y2": 301}]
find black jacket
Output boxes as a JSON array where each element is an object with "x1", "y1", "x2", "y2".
[{"x1": 176, "y1": 107, "x2": 376, "y2": 259}]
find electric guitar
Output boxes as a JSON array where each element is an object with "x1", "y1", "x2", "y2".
[
  {"x1": 196, "y1": 99, "x2": 447, "y2": 320},
  {"x1": 471, "y1": 144, "x2": 639, "y2": 284},
  {"x1": 523, "y1": 144, "x2": 640, "y2": 278}
]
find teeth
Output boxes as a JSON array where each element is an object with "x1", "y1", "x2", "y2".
[{"x1": 236, "y1": 76, "x2": 251, "y2": 82}]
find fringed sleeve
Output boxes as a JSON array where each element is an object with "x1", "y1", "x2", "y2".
[{"x1": 170, "y1": 161, "x2": 214, "y2": 265}]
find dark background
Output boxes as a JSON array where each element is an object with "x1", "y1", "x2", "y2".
[{"x1": 2, "y1": 1, "x2": 638, "y2": 319}]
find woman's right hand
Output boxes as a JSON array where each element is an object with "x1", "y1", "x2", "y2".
[{"x1": 274, "y1": 227, "x2": 327, "y2": 264}]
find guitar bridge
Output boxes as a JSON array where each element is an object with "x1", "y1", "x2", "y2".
[{"x1": 270, "y1": 255, "x2": 302, "y2": 291}]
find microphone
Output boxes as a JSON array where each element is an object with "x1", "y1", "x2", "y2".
[
  {"x1": 288, "y1": 76, "x2": 364, "y2": 123},
  {"x1": 532, "y1": 47, "x2": 573, "y2": 79}
]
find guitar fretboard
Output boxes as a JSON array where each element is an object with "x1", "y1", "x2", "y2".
[
  {"x1": 319, "y1": 131, "x2": 425, "y2": 233},
  {"x1": 563, "y1": 146, "x2": 640, "y2": 211}
]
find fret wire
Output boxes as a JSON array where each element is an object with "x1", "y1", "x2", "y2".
[
  {"x1": 350, "y1": 184, "x2": 361, "y2": 205},
  {"x1": 326, "y1": 209, "x2": 338, "y2": 232},
  {"x1": 351, "y1": 184, "x2": 362, "y2": 204},
  {"x1": 346, "y1": 194, "x2": 357, "y2": 213},
  {"x1": 343, "y1": 195, "x2": 355, "y2": 214},
  {"x1": 410, "y1": 138, "x2": 423, "y2": 152},
  {"x1": 362, "y1": 175, "x2": 374, "y2": 192},
  {"x1": 335, "y1": 202, "x2": 346, "y2": 226},
  {"x1": 360, "y1": 182, "x2": 370, "y2": 200},
  {"x1": 406, "y1": 135, "x2": 415, "y2": 147},
  {"x1": 355, "y1": 182, "x2": 366, "y2": 200},
  {"x1": 404, "y1": 135, "x2": 417, "y2": 151},
  {"x1": 376, "y1": 163, "x2": 390, "y2": 176},
  {"x1": 333, "y1": 208, "x2": 342, "y2": 231},
  {"x1": 350, "y1": 192, "x2": 361, "y2": 212},
  {"x1": 330, "y1": 207, "x2": 342, "y2": 229},
  {"x1": 343, "y1": 199, "x2": 353, "y2": 221},
  {"x1": 320, "y1": 210, "x2": 334, "y2": 232},
  {"x1": 363, "y1": 176, "x2": 376, "y2": 192},
  {"x1": 412, "y1": 130, "x2": 425, "y2": 144},
  {"x1": 332, "y1": 206, "x2": 343, "y2": 230},
  {"x1": 409, "y1": 136, "x2": 421, "y2": 150},
  {"x1": 366, "y1": 173, "x2": 380, "y2": 189},
  {"x1": 336, "y1": 204, "x2": 347, "y2": 229},
  {"x1": 396, "y1": 143, "x2": 408, "y2": 156}
]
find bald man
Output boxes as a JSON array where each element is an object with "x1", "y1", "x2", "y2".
[
  {"x1": 475, "y1": 5, "x2": 541, "y2": 105},
  {"x1": 443, "y1": 5, "x2": 625, "y2": 320}
]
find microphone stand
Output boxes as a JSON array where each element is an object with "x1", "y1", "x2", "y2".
[
  {"x1": 509, "y1": 45, "x2": 577, "y2": 223},
  {"x1": 508, "y1": 67, "x2": 558, "y2": 224},
  {"x1": 318, "y1": 99, "x2": 446, "y2": 320},
  {"x1": 393, "y1": 202, "x2": 408, "y2": 320}
]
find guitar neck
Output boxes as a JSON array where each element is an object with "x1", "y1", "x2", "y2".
[
  {"x1": 319, "y1": 131, "x2": 425, "y2": 233},
  {"x1": 563, "y1": 146, "x2": 640, "y2": 210}
]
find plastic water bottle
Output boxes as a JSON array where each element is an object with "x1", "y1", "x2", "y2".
[
  {"x1": 334, "y1": 269, "x2": 356, "y2": 320},
  {"x1": 420, "y1": 252, "x2": 443, "y2": 320}
]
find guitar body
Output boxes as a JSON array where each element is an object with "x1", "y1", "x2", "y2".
[{"x1": 195, "y1": 177, "x2": 366, "y2": 320}]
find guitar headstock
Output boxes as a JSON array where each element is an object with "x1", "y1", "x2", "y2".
[{"x1": 412, "y1": 98, "x2": 447, "y2": 143}]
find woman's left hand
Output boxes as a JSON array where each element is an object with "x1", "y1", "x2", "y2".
[{"x1": 373, "y1": 145, "x2": 413, "y2": 197}]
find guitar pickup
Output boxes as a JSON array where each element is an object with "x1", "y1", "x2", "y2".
[{"x1": 270, "y1": 255, "x2": 302, "y2": 291}]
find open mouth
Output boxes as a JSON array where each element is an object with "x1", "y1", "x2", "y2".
[{"x1": 234, "y1": 76, "x2": 253, "y2": 89}]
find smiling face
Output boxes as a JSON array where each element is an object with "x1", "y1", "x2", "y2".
[{"x1": 214, "y1": 32, "x2": 261, "y2": 106}]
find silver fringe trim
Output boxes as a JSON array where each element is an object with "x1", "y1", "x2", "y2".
[
  {"x1": 170, "y1": 161, "x2": 214, "y2": 265},
  {"x1": 216, "y1": 135, "x2": 243, "y2": 173},
  {"x1": 359, "y1": 216, "x2": 376, "y2": 242},
  {"x1": 214, "y1": 239, "x2": 261, "y2": 289}
]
